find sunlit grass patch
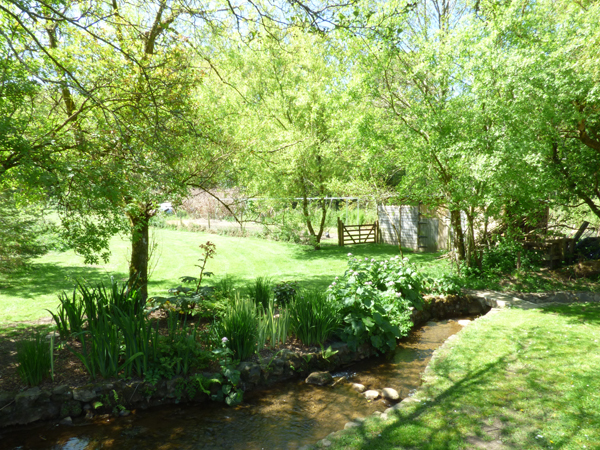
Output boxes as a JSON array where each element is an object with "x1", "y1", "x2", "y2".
[{"x1": 0, "y1": 228, "x2": 447, "y2": 324}]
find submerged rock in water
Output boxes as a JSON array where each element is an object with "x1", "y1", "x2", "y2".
[
  {"x1": 59, "y1": 416, "x2": 72, "y2": 426},
  {"x1": 305, "y1": 372, "x2": 333, "y2": 386},
  {"x1": 381, "y1": 388, "x2": 400, "y2": 401},
  {"x1": 351, "y1": 383, "x2": 366, "y2": 393},
  {"x1": 364, "y1": 390, "x2": 380, "y2": 400}
]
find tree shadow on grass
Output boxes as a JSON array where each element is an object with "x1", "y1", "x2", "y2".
[
  {"x1": 291, "y1": 242, "x2": 445, "y2": 264},
  {"x1": 339, "y1": 327, "x2": 599, "y2": 450},
  {"x1": 538, "y1": 301, "x2": 600, "y2": 326},
  {"x1": 0, "y1": 262, "x2": 128, "y2": 299},
  {"x1": 0, "y1": 323, "x2": 54, "y2": 338}
]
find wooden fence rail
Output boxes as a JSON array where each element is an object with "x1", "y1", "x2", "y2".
[{"x1": 338, "y1": 218, "x2": 380, "y2": 247}]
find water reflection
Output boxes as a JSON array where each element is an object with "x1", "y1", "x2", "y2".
[{"x1": 1, "y1": 320, "x2": 464, "y2": 450}]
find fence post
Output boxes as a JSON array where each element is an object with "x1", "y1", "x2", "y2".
[{"x1": 338, "y1": 218, "x2": 344, "y2": 247}]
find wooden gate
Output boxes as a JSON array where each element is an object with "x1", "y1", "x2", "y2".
[{"x1": 338, "y1": 218, "x2": 380, "y2": 246}]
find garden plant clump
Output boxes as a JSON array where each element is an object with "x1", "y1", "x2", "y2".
[
  {"x1": 16, "y1": 332, "x2": 53, "y2": 386},
  {"x1": 328, "y1": 254, "x2": 424, "y2": 353}
]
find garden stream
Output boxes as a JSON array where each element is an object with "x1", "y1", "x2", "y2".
[{"x1": 2, "y1": 319, "x2": 465, "y2": 450}]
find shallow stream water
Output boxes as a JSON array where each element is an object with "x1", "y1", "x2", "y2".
[{"x1": 1, "y1": 319, "x2": 464, "y2": 450}]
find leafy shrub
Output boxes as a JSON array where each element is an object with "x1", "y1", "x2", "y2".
[
  {"x1": 156, "y1": 312, "x2": 211, "y2": 377},
  {"x1": 273, "y1": 281, "x2": 299, "y2": 306},
  {"x1": 217, "y1": 295, "x2": 259, "y2": 360},
  {"x1": 247, "y1": 276, "x2": 273, "y2": 309},
  {"x1": 344, "y1": 255, "x2": 424, "y2": 309},
  {"x1": 289, "y1": 290, "x2": 339, "y2": 346},
  {"x1": 17, "y1": 333, "x2": 51, "y2": 386},
  {"x1": 424, "y1": 274, "x2": 463, "y2": 296},
  {"x1": 479, "y1": 238, "x2": 542, "y2": 274},
  {"x1": 211, "y1": 339, "x2": 244, "y2": 406},
  {"x1": 327, "y1": 254, "x2": 419, "y2": 353}
]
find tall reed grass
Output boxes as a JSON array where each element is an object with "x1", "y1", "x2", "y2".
[
  {"x1": 290, "y1": 290, "x2": 339, "y2": 346},
  {"x1": 17, "y1": 333, "x2": 51, "y2": 386},
  {"x1": 218, "y1": 295, "x2": 259, "y2": 360},
  {"x1": 257, "y1": 299, "x2": 290, "y2": 350},
  {"x1": 48, "y1": 287, "x2": 85, "y2": 339},
  {"x1": 248, "y1": 277, "x2": 273, "y2": 309}
]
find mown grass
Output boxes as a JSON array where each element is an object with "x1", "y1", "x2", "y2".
[
  {"x1": 328, "y1": 303, "x2": 600, "y2": 450},
  {"x1": 0, "y1": 228, "x2": 449, "y2": 326}
]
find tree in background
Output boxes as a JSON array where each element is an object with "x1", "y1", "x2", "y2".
[
  {"x1": 199, "y1": 27, "x2": 358, "y2": 248},
  {"x1": 1, "y1": 0, "x2": 234, "y2": 297},
  {"x1": 470, "y1": 0, "x2": 600, "y2": 221}
]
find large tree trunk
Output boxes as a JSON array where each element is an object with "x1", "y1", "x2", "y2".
[
  {"x1": 127, "y1": 204, "x2": 153, "y2": 301},
  {"x1": 302, "y1": 194, "x2": 324, "y2": 250},
  {"x1": 465, "y1": 208, "x2": 480, "y2": 268},
  {"x1": 450, "y1": 209, "x2": 466, "y2": 261}
]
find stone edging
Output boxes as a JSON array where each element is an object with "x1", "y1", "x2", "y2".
[{"x1": 300, "y1": 289, "x2": 600, "y2": 449}]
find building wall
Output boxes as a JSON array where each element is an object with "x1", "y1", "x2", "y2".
[{"x1": 378, "y1": 205, "x2": 450, "y2": 251}]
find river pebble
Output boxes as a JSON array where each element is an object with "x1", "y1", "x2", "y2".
[
  {"x1": 364, "y1": 390, "x2": 380, "y2": 400},
  {"x1": 381, "y1": 387, "x2": 400, "y2": 401},
  {"x1": 351, "y1": 383, "x2": 366, "y2": 393}
]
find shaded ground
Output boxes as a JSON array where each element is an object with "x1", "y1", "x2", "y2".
[{"x1": 496, "y1": 263, "x2": 600, "y2": 292}]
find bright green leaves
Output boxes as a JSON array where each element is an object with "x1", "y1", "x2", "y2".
[{"x1": 329, "y1": 254, "x2": 420, "y2": 353}]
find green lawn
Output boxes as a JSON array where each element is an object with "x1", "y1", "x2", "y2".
[
  {"x1": 328, "y1": 302, "x2": 600, "y2": 450},
  {"x1": 0, "y1": 228, "x2": 450, "y2": 326}
]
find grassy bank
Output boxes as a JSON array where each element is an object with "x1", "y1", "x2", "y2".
[
  {"x1": 328, "y1": 302, "x2": 600, "y2": 450},
  {"x1": 0, "y1": 228, "x2": 448, "y2": 326}
]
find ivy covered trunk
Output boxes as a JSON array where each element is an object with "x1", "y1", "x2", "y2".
[{"x1": 127, "y1": 205, "x2": 153, "y2": 301}]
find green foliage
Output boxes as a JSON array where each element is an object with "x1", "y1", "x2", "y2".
[
  {"x1": 51, "y1": 278, "x2": 143, "y2": 334},
  {"x1": 0, "y1": 194, "x2": 58, "y2": 273},
  {"x1": 111, "y1": 305, "x2": 159, "y2": 378},
  {"x1": 157, "y1": 312, "x2": 211, "y2": 377},
  {"x1": 70, "y1": 308, "x2": 143, "y2": 380},
  {"x1": 424, "y1": 274, "x2": 463, "y2": 296},
  {"x1": 213, "y1": 274, "x2": 239, "y2": 299},
  {"x1": 16, "y1": 333, "x2": 51, "y2": 386},
  {"x1": 257, "y1": 299, "x2": 290, "y2": 350},
  {"x1": 289, "y1": 289, "x2": 339, "y2": 346},
  {"x1": 217, "y1": 295, "x2": 259, "y2": 360},
  {"x1": 320, "y1": 344, "x2": 338, "y2": 362},
  {"x1": 48, "y1": 287, "x2": 85, "y2": 339},
  {"x1": 346, "y1": 254, "x2": 424, "y2": 309},
  {"x1": 53, "y1": 278, "x2": 164, "y2": 380},
  {"x1": 212, "y1": 339, "x2": 243, "y2": 406},
  {"x1": 479, "y1": 238, "x2": 543, "y2": 275},
  {"x1": 149, "y1": 241, "x2": 216, "y2": 315},
  {"x1": 247, "y1": 276, "x2": 273, "y2": 309},
  {"x1": 273, "y1": 280, "x2": 299, "y2": 306},
  {"x1": 327, "y1": 255, "x2": 417, "y2": 353}
]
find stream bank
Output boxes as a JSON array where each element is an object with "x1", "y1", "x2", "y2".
[{"x1": 0, "y1": 294, "x2": 490, "y2": 431}]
